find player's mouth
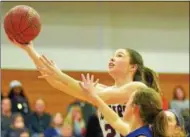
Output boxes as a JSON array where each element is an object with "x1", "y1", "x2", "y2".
[{"x1": 109, "y1": 62, "x2": 115, "y2": 69}]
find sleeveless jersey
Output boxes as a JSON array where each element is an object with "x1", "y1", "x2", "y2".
[
  {"x1": 125, "y1": 125, "x2": 152, "y2": 137},
  {"x1": 97, "y1": 86, "x2": 126, "y2": 137}
]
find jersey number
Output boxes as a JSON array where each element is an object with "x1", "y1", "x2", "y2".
[{"x1": 105, "y1": 124, "x2": 124, "y2": 137}]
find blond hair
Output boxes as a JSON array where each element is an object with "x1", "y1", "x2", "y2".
[{"x1": 65, "y1": 105, "x2": 85, "y2": 128}]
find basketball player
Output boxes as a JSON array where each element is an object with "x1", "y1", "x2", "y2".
[
  {"x1": 10, "y1": 40, "x2": 159, "y2": 137},
  {"x1": 79, "y1": 75, "x2": 186, "y2": 137},
  {"x1": 38, "y1": 49, "x2": 186, "y2": 137}
]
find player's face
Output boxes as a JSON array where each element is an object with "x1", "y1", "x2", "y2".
[{"x1": 108, "y1": 49, "x2": 133, "y2": 77}]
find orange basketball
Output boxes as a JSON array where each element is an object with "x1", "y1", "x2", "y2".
[{"x1": 4, "y1": 5, "x2": 41, "y2": 44}]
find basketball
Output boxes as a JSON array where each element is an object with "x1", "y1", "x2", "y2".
[{"x1": 3, "y1": 5, "x2": 41, "y2": 44}]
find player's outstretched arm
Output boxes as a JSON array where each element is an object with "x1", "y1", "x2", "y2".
[
  {"x1": 9, "y1": 40, "x2": 94, "y2": 103},
  {"x1": 79, "y1": 74, "x2": 130, "y2": 136},
  {"x1": 10, "y1": 40, "x2": 147, "y2": 105}
]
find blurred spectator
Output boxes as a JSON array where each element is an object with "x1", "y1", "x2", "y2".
[
  {"x1": 186, "y1": 119, "x2": 190, "y2": 137},
  {"x1": 8, "y1": 80, "x2": 31, "y2": 117},
  {"x1": 44, "y1": 112, "x2": 63, "y2": 137},
  {"x1": 166, "y1": 109, "x2": 186, "y2": 137},
  {"x1": 68, "y1": 100, "x2": 96, "y2": 125},
  {"x1": 1, "y1": 98, "x2": 13, "y2": 137},
  {"x1": 20, "y1": 131, "x2": 30, "y2": 137},
  {"x1": 66, "y1": 105, "x2": 86, "y2": 137},
  {"x1": 62, "y1": 120, "x2": 75, "y2": 137},
  {"x1": 170, "y1": 85, "x2": 189, "y2": 114},
  {"x1": 4, "y1": 113, "x2": 29, "y2": 137},
  {"x1": 26, "y1": 98, "x2": 51, "y2": 137},
  {"x1": 181, "y1": 108, "x2": 190, "y2": 137},
  {"x1": 85, "y1": 113, "x2": 103, "y2": 137}
]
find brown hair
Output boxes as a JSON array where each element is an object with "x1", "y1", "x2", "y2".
[
  {"x1": 132, "y1": 88, "x2": 167, "y2": 137},
  {"x1": 173, "y1": 85, "x2": 186, "y2": 100},
  {"x1": 65, "y1": 105, "x2": 85, "y2": 128},
  {"x1": 132, "y1": 87, "x2": 186, "y2": 137},
  {"x1": 126, "y1": 49, "x2": 160, "y2": 93}
]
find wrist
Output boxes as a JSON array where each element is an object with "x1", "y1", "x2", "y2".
[
  {"x1": 25, "y1": 46, "x2": 39, "y2": 57},
  {"x1": 25, "y1": 45, "x2": 34, "y2": 52}
]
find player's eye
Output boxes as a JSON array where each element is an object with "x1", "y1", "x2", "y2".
[{"x1": 117, "y1": 54, "x2": 123, "y2": 57}]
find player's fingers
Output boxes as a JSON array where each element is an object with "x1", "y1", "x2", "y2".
[
  {"x1": 90, "y1": 75, "x2": 94, "y2": 83},
  {"x1": 7, "y1": 35, "x2": 14, "y2": 43},
  {"x1": 79, "y1": 82, "x2": 86, "y2": 91},
  {"x1": 37, "y1": 67, "x2": 49, "y2": 74},
  {"x1": 50, "y1": 60, "x2": 56, "y2": 66},
  {"x1": 42, "y1": 55, "x2": 53, "y2": 66},
  {"x1": 94, "y1": 79, "x2": 99, "y2": 87},
  {"x1": 39, "y1": 56, "x2": 52, "y2": 69},
  {"x1": 81, "y1": 74, "x2": 87, "y2": 84},
  {"x1": 38, "y1": 75, "x2": 49, "y2": 79},
  {"x1": 87, "y1": 73, "x2": 90, "y2": 83}
]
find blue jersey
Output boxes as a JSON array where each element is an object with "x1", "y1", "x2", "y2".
[{"x1": 126, "y1": 125, "x2": 152, "y2": 137}]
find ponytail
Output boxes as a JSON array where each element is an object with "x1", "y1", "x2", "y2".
[
  {"x1": 143, "y1": 66, "x2": 160, "y2": 93},
  {"x1": 126, "y1": 48, "x2": 160, "y2": 93},
  {"x1": 152, "y1": 111, "x2": 168, "y2": 137},
  {"x1": 133, "y1": 66, "x2": 160, "y2": 93}
]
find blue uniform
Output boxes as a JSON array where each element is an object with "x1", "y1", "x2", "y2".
[{"x1": 126, "y1": 125, "x2": 152, "y2": 137}]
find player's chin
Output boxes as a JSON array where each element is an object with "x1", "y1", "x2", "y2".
[{"x1": 108, "y1": 67, "x2": 117, "y2": 75}]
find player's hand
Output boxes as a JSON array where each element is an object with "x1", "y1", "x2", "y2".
[
  {"x1": 79, "y1": 73, "x2": 99, "y2": 98},
  {"x1": 37, "y1": 55, "x2": 63, "y2": 81},
  {"x1": 7, "y1": 36, "x2": 33, "y2": 51}
]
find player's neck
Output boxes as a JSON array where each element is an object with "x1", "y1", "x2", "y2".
[
  {"x1": 130, "y1": 118, "x2": 144, "y2": 132},
  {"x1": 114, "y1": 75, "x2": 133, "y2": 87}
]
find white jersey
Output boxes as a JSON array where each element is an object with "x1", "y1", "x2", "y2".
[{"x1": 97, "y1": 86, "x2": 126, "y2": 137}]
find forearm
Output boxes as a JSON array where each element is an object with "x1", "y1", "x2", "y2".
[
  {"x1": 47, "y1": 80, "x2": 94, "y2": 103},
  {"x1": 25, "y1": 46, "x2": 41, "y2": 66},
  {"x1": 92, "y1": 95, "x2": 130, "y2": 135},
  {"x1": 93, "y1": 95, "x2": 121, "y2": 127}
]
